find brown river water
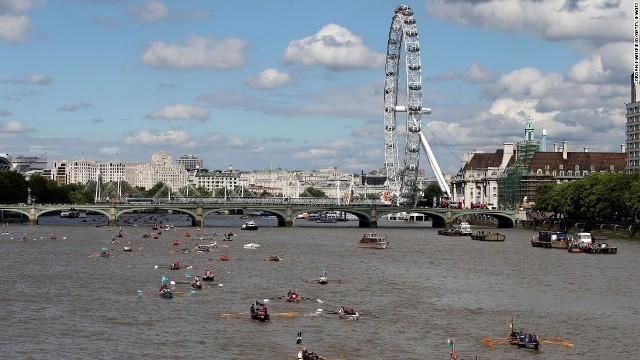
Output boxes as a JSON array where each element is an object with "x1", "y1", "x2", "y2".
[{"x1": 1, "y1": 214, "x2": 638, "y2": 359}]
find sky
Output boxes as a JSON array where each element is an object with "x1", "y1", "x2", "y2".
[{"x1": 0, "y1": 0, "x2": 635, "y2": 176}]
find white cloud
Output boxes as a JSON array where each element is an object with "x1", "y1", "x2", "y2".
[
  {"x1": 283, "y1": 23, "x2": 385, "y2": 71},
  {"x1": 0, "y1": 14, "x2": 30, "y2": 42},
  {"x1": 124, "y1": 129, "x2": 197, "y2": 147},
  {"x1": 3, "y1": 73, "x2": 53, "y2": 85},
  {"x1": 147, "y1": 103, "x2": 210, "y2": 121},
  {"x1": 426, "y1": 0, "x2": 628, "y2": 42},
  {"x1": 140, "y1": 35, "x2": 248, "y2": 69},
  {"x1": 2, "y1": 119, "x2": 29, "y2": 133},
  {"x1": 243, "y1": 68, "x2": 294, "y2": 89},
  {"x1": 0, "y1": 0, "x2": 43, "y2": 14},
  {"x1": 58, "y1": 102, "x2": 93, "y2": 112},
  {"x1": 99, "y1": 146, "x2": 121, "y2": 156},
  {"x1": 463, "y1": 61, "x2": 495, "y2": 84},
  {"x1": 129, "y1": 1, "x2": 168, "y2": 22}
]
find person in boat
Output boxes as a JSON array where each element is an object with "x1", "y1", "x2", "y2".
[{"x1": 250, "y1": 304, "x2": 255, "y2": 313}]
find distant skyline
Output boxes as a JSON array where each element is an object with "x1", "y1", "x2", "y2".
[{"x1": 0, "y1": 0, "x2": 634, "y2": 175}]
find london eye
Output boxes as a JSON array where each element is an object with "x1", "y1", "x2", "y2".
[{"x1": 383, "y1": 4, "x2": 451, "y2": 205}]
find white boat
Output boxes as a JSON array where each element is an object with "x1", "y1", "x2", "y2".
[
  {"x1": 316, "y1": 211, "x2": 338, "y2": 223},
  {"x1": 195, "y1": 242, "x2": 217, "y2": 252},
  {"x1": 241, "y1": 220, "x2": 258, "y2": 230},
  {"x1": 358, "y1": 233, "x2": 389, "y2": 249},
  {"x1": 317, "y1": 276, "x2": 328, "y2": 284},
  {"x1": 456, "y1": 221, "x2": 472, "y2": 236},
  {"x1": 243, "y1": 243, "x2": 260, "y2": 249},
  {"x1": 338, "y1": 306, "x2": 359, "y2": 321}
]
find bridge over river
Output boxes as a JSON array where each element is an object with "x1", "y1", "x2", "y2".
[{"x1": 0, "y1": 200, "x2": 517, "y2": 228}]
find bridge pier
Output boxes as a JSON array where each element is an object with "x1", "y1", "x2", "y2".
[
  {"x1": 109, "y1": 205, "x2": 117, "y2": 226},
  {"x1": 195, "y1": 205, "x2": 203, "y2": 227},
  {"x1": 29, "y1": 207, "x2": 36, "y2": 225}
]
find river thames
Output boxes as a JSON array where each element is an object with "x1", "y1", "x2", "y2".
[{"x1": 1, "y1": 214, "x2": 638, "y2": 359}]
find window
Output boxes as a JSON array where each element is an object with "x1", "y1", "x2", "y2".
[
  {"x1": 568, "y1": 170, "x2": 573, "y2": 176},
  {"x1": 559, "y1": 164, "x2": 564, "y2": 170},
  {"x1": 590, "y1": 165, "x2": 595, "y2": 171},
  {"x1": 575, "y1": 164, "x2": 580, "y2": 172},
  {"x1": 536, "y1": 169, "x2": 542, "y2": 175}
]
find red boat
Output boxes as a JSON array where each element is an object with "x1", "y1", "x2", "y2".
[
  {"x1": 286, "y1": 290, "x2": 301, "y2": 302},
  {"x1": 184, "y1": 232, "x2": 191, "y2": 237},
  {"x1": 172, "y1": 240, "x2": 180, "y2": 245},
  {"x1": 169, "y1": 261, "x2": 181, "y2": 270},
  {"x1": 269, "y1": 255, "x2": 281, "y2": 262},
  {"x1": 220, "y1": 254, "x2": 229, "y2": 261}
]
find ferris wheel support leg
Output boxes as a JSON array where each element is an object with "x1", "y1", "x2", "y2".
[{"x1": 419, "y1": 130, "x2": 452, "y2": 198}]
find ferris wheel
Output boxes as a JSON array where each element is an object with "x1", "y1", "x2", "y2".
[{"x1": 383, "y1": 4, "x2": 451, "y2": 205}]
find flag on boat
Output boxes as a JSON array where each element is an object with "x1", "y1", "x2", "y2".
[
  {"x1": 508, "y1": 316, "x2": 513, "y2": 331},
  {"x1": 255, "y1": 300, "x2": 264, "y2": 307}
]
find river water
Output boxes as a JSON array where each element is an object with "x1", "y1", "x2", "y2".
[{"x1": 1, "y1": 214, "x2": 638, "y2": 359}]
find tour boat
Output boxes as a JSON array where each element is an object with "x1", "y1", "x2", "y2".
[{"x1": 358, "y1": 233, "x2": 389, "y2": 249}]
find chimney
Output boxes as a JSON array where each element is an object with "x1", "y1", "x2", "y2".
[
  {"x1": 621, "y1": 144, "x2": 627, "y2": 153},
  {"x1": 553, "y1": 143, "x2": 558, "y2": 152},
  {"x1": 583, "y1": 146, "x2": 589, "y2": 153},
  {"x1": 562, "y1": 140, "x2": 568, "y2": 160}
]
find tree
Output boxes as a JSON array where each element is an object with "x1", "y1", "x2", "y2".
[
  {"x1": 299, "y1": 187, "x2": 326, "y2": 198},
  {"x1": 0, "y1": 171, "x2": 29, "y2": 204},
  {"x1": 422, "y1": 183, "x2": 443, "y2": 207}
]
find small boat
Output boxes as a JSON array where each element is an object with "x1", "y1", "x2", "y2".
[
  {"x1": 456, "y1": 221, "x2": 473, "y2": 236},
  {"x1": 286, "y1": 291, "x2": 301, "y2": 302},
  {"x1": 438, "y1": 228, "x2": 462, "y2": 236},
  {"x1": 191, "y1": 277, "x2": 203, "y2": 290},
  {"x1": 182, "y1": 245, "x2": 189, "y2": 253},
  {"x1": 269, "y1": 255, "x2": 281, "y2": 262},
  {"x1": 220, "y1": 254, "x2": 229, "y2": 261},
  {"x1": 507, "y1": 317, "x2": 539, "y2": 350},
  {"x1": 250, "y1": 301, "x2": 269, "y2": 322},
  {"x1": 123, "y1": 242, "x2": 132, "y2": 252},
  {"x1": 243, "y1": 243, "x2": 260, "y2": 249},
  {"x1": 338, "y1": 306, "x2": 359, "y2": 321},
  {"x1": 172, "y1": 240, "x2": 180, "y2": 246},
  {"x1": 202, "y1": 269, "x2": 215, "y2": 281},
  {"x1": 159, "y1": 284, "x2": 173, "y2": 299},
  {"x1": 583, "y1": 236, "x2": 617, "y2": 254},
  {"x1": 470, "y1": 231, "x2": 505, "y2": 241},
  {"x1": 241, "y1": 220, "x2": 258, "y2": 230},
  {"x1": 297, "y1": 348, "x2": 324, "y2": 360},
  {"x1": 358, "y1": 233, "x2": 389, "y2": 249},
  {"x1": 99, "y1": 251, "x2": 110, "y2": 258},
  {"x1": 195, "y1": 244, "x2": 211, "y2": 252},
  {"x1": 318, "y1": 268, "x2": 329, "y2": 284},
  {"x1": 169, "y1": 261, "x2": 181, "y2": 270},
  {"x1": 184, "y1": 232, "x2": 191, "y2": 237}
]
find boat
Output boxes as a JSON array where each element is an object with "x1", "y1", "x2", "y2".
[
  {"x1": 99, "y1": 251, "x2": 110, "y2": 258},
  {"x1": 438, "y1": 228, "x2": 462, "y2": 236},
  {"x1": 241, "y1": 220, "x2": 258, "y2": 230},
  {"x1": 202, "y1": 269, "x2": 215, "y2": 281},
  {"x1": 250, "y1": 301, "x2": 269, "y2": 322},
  {"x1": 531, "y1": 231, "x2": 569, "y2": 249},
  {"x1": 507, "y1": 317, "x2": 540, "y2": 350},
  {"x1": 358, "y1": 233, "x2": 389, "y2": 249},
  {"x1": 286, "y1": 290, "x2": 301, "y2": 302},
  {"x1": 297, "y1": 348, "x2": 324, "y2": 360},
  {"x1": 191, "y1": 277, "x2": 203, "y2": 290},
  {"x1": 169, "y1": 261, "x2": 181, "y2": 270},
  {"x1": 219, "y1": 254, "x2": 229, "y2": 261},
  {"x1": 172, "y1": 240, "x2": 180, "y2": 246},
  {"x1": 269, "y1": 255, "x2": 281, "y2": 262},
  {"x1": 195, "y1": 243, "x2": 211, "y2": 252},
  {"x1": 317, "y1": 268, "x2": 329, "y2": 284},
  {"x1": 60, "y1": 209, "x2": 85, "y2": 218},
  {"x1": 470, "y1": 231, "x2": 505, "y2": 241},
  {"x1": 583, "y1": 236, "x2": 617, "y2": 254},
  {"x1": 316, "y1": 211, "x2": 338, "y2": 223},
  {"x1": 338, "y1": 306, "x2": 359, "y2": 321},
  {"x1": 123, "y1": 241, "x2": 132, "y2": 251},
  {"x1": 159, "y1": 283, "x2": 173, "y2": 299},
  {"x1": 243, "y1": 243, "x2": 260, "y2": 249},
  {"x1": 456, "y1": 221, "x2": 473, "y2": 236}
]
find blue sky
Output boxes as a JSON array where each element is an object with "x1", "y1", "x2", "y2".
[{"x1": 0, "y1": 0, "x2": 634, "y2": 175}]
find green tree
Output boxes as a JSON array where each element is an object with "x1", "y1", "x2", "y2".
[
  {"x1": 299, "y1": 187, "x2": 326, "y2": 198},
  {"x1": 0, "y1": 171, "x2": 29, "y2": 204},
  {"x1": 422, "y1": 183, "x2": 443, "y2": 207}
]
